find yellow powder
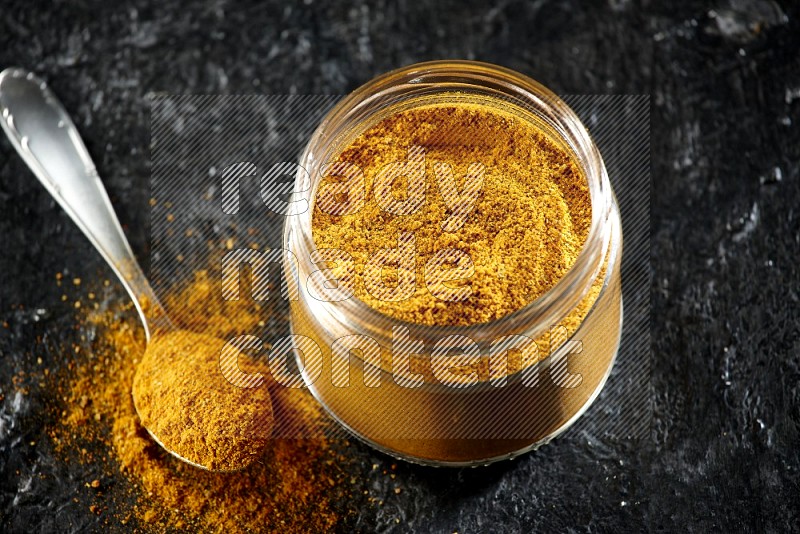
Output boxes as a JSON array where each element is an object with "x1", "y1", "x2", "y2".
[{"x1": 311, "y1": 102, "x2": 591, "y2": 326}]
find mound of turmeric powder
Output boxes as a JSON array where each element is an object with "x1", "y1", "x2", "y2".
[{"x1": 132, "y1": 329, "x2": 274, "y2": 472}]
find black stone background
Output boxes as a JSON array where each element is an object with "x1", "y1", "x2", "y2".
[{"x1": 1, "y1": 0, "x2": 799, "y2": 532}]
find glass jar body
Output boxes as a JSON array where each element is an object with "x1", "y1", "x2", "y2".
[{"x1": 284, "y1": 61, "x2": 623, "y2": 466}]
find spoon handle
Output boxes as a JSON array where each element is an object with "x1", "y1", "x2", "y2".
[{"x1": 0, "y1": 67, "x2": 168, "y2": 340}]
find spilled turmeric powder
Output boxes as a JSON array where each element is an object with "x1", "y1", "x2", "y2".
[{"x1": 50, "y1": 271, "x2": 358, "y2": 532}]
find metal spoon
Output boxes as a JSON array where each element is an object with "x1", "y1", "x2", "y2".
[{"x1": 0, "y1": 67, "x2": 223, "y2": 471}]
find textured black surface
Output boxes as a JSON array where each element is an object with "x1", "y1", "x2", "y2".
[{"x1": 1, "y1": 0, "x2": 799, "y2": 532}]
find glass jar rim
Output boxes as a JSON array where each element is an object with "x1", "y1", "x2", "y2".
[{"x1": 289, "y1": 60, "x2": 613, "y2": 345}]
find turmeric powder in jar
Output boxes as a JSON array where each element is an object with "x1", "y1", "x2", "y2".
[
  {"x1": 311, "y1": 103, "x2": 591, "y2": 326},
  {"x1": 285, "y1": 61, "x2": 624, "y2": 465}
]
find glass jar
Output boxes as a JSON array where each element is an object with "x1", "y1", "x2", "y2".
[{"x1": 284, "y1": 60, "x2": 623, "y2": 466}]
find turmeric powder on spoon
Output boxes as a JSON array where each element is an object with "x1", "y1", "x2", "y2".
[{"x1": 132, "y1": 330, "x2": 274, "y2": 472}]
